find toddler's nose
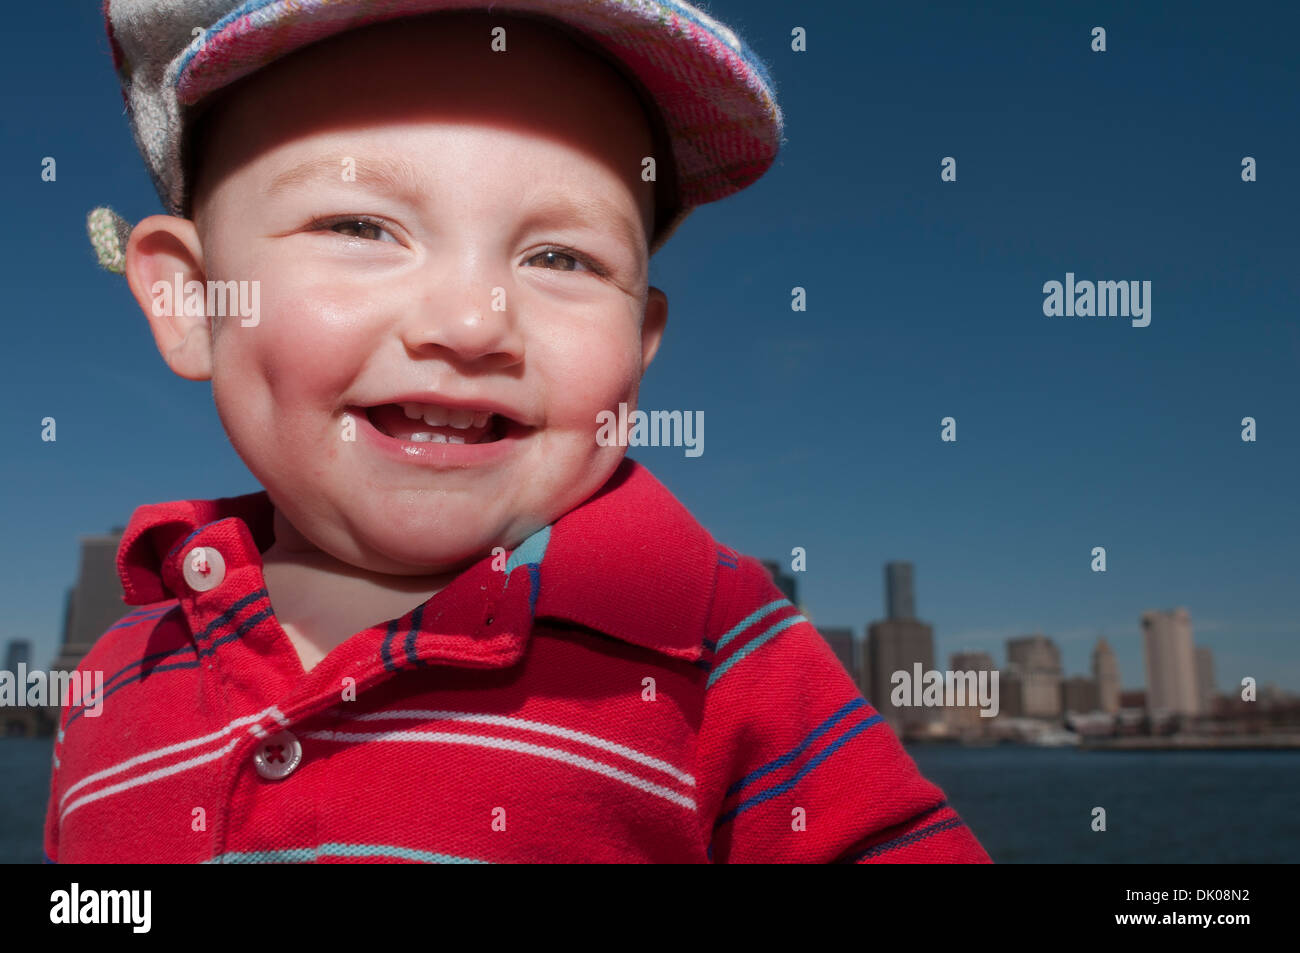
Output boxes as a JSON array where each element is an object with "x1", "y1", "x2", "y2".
[{"x1": 403, "y1": 283, "x2": 524, "y2": 368}]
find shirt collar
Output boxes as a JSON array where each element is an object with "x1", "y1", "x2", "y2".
[{"x1": 116, "y1": 458, "x2": 714, "y2": 663}]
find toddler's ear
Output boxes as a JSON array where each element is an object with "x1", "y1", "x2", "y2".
[
  {"x1": 124, "y1": 215, "x2": 213, "y2": 382},
  {"x1": 640, "y1": 286, "x2": 668, "y2": 373}
]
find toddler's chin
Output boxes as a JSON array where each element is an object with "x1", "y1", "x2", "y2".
[
  {"x1": 354, "y1": 511, "x2": 550, "y2": 575},
  {"x1": 353, "y1": 531, "x2": 500, "y2": 577}
]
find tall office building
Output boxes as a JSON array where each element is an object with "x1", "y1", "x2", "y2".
[
  {"x1": 867, "y1": 562, "x2": 933, "y2": 731},
  {"x1": 884, "y1": 562, "x2": 915, "y2": 620},
  {"x1": 999, "y1": 668, "x2": 1025, "y2": 717},
  {"x1": 819, "y1": 627, "x2": 857, "y2": 682},
  {"x1": 1141, "y1": 608, "x2": 1199, "y2": 716},
  {"x1": 1195, "y1": 645, "x2": 1216, "y2": 714},
  {"x1": 867, "y1": 620, "x2": 935, "y2": 730},
  {"x1": 1061, "y1": 676, "x2": 1100, "y2": 713},
  {"x1": 49, "y1": 528, "x2": 128, "y2": 678},
  {"x1": 760, "y1": 560, "x2": 799, "y2": 607},
  {"x1": 859, "y1": 628, "x2": 872, "y2": 702},
  {"x1": 0, "y1": 639, "x2": 43, "y2": 737},
  {"x1": 1119, "y1": 689, "x2": 1146, "y2": 710},
  {"x1": 946, "y1": 651, "x2": 997, "y2": 732},
  {"x1": 3, "y1": 639, "x2": 31, "y2": 673},
  {"x1": 1006, "y1": 634, "x2": 1063, "y2": 718},
  {"x1": 950, "y1": 651, "x2": 995, "y2": 673},
  {"x1": 1092, "y1": 637, "x2": 1121, "y2": 714}
]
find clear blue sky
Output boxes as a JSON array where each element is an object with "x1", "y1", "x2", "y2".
[{"x1": 2, "y1": 1, "x2": 1297, "y2": 693}]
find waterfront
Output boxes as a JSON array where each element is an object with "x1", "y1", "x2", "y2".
[
  {"x1": 3, "y1": 738, "x2": 1296, "y2": 863},
  {"x1": 908, "y1": 744, "x2": 1300, "y2": 863},
  {"x1": 2, "y1": 738, "x2": 52, "y2": 864}
]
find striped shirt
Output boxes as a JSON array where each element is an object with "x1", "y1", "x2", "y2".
[{"x1": 44, "y1": 458, "x2": 990, "y2": 863}]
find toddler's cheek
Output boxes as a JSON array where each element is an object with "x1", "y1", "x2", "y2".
[
  {"x1": 254, "y1": 293, "x2": 377, "y2": 393},
  {"x1": 543, "y1": 340, "x2": 645, "y2": 424}
]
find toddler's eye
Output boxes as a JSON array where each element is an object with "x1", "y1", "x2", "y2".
[
  {"x1": 310, "y1": 217, "x2": 399, "y2": 243},
  {"x1": 524, "y1": 248, "x2": 595, "y2": 273}
]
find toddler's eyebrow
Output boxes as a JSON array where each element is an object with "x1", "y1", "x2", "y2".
[
  {"x1": 519, "y1": 194, "x2": 647, "y2": 259},
  {"x1": 265, "y1": 155, "x2": 428, "y2": 200}
]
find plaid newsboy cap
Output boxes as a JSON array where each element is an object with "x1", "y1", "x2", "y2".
[{"x1": 101, "y1": 0, "x2": 784, "y2": 256}]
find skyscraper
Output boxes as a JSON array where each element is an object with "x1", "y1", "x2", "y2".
[
  {"x1": 859, "y1": 629, "x2": 872, "y2": 702},
  {"x1": 946, "y1": 651, "x2": 996, "y2": 733},
  {"x1": 1, "y1": 639, "x2": 45, "y2": 737},
  {"x1": 1141, "y1": 608, "x2": 1199, "y2": 716},
  {"x1": 1092, "y1": 637, "x2": 1121, "y2": 714},
  {"x1": 867, "y1": 562, "x2": 933, "y2": 731},
  {"x1": 884, "y1": 561, "x2": 915, "y2": 620},
  {"x1": 760, "y1": 559, "x2": 799, "y2": 607},
  {"x1": 3, "y1": 639, "x2": 31, "y2": 674},
  {"x1": 50, "y1": 529, "x2": 128, "y2": 678},
  {"x1": 1006, "y1": 634, "x2": 1063, "y2": 718},
  {"x1": 950, "y1": 651, "x2": 995, "y2": 673},
  {"x1": 1195, "y1": 645, "x2": 1216, "y2": 714},
  {"x1": 1061, "y1": 675, "x2": 1100, "y2": 713},
  {"x1": 818, "y1": 627, "x2": 857, "y2": 682},
  {"x1": 867, "y1": 619, "x2": 935, "y2": 731}
]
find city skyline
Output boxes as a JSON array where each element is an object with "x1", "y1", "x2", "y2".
[
  {"x1": 822, "y1": 563, "x2": 1249, "y2": 735},
  {"x1": 799, "y1": 570, "x2": 1262, "y2": 697},
  {"x1": 4, "y1": 529, "x2": 1287, "y2": 700}
]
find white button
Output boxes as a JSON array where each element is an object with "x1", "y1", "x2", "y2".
[
  {"x1": 253, "y1": 731, "x2": 302, "y2": 781},
  {"x1": 182, "y1": 546, "x2": 226, "y2": 592}
]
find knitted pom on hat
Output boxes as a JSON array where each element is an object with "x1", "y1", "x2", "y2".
[{"x1": 87, "y1": 206, "x2": 134, "y2": 274}]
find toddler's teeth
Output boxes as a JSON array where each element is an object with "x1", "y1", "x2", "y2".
[
  {"x1": 387, "y1": 402, "x2": 498, "y2": 437},
  {"x1": 447, "y1": 434, "x2": 466, "y2": 444}
]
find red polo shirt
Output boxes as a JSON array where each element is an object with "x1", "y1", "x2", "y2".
[{"x1": 43, "y1": 458, "x2": 990, "y2": 863}]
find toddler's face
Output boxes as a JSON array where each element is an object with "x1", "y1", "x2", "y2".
[{"x1": 132, "y1": 15, "x2": 667, "y2": 575}]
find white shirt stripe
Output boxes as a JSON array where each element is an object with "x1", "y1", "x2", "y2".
[
  {"x1": 59, "y1": 706, "x2": 284, "y2": 813},
  {"x1": 61, "y1": 736, "x2": 242, "y2": 822},
  {"x1": 304, "y1": 728, "x2": 697, "y2": 811},
  {"x1": 340, "y1": 709, "x2": 696, "y2": 785}
]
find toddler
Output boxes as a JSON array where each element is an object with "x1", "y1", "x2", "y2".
[{"x1": 48, "y1": 0, "x2": 991, "y2": 864}]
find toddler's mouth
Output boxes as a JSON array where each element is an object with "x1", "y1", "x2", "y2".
[{"x1": 363, "y1": 401, "x2": 509, "y2": 444}]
